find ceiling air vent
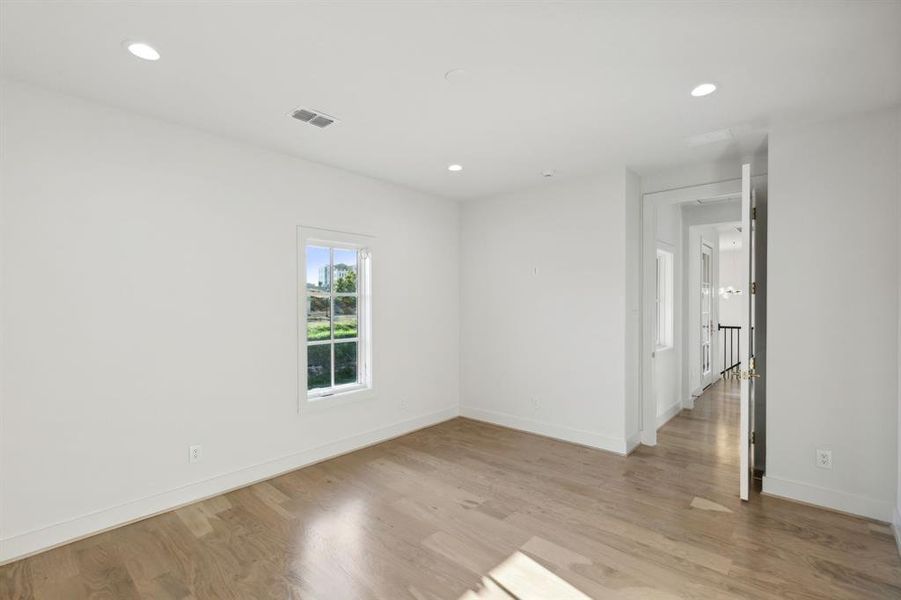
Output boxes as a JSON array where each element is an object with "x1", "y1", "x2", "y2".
[{"x1": 290, "y1": 107, "x2": 339, "y2": 129}]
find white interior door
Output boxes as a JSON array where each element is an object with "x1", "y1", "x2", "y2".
[
  {"x1": 739, "y1": 163, "x2": 753, "y2": 501},
  {"x1": 700, "y1": 243, "x2": 713, "y2": 386}
]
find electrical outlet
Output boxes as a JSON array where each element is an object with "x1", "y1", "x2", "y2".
[
  {"x1": 531, "y1": 397, "x2": 541, "y2": 410},
  {"x1": 189, "y1": 444, "x2": 202, "y2": 464},
  {"x1": 399, "y1": 398, "x2": 407, "y2": 411},
  {"x1": 815, "y1": 448, "x2": 832, "y2": 470}
]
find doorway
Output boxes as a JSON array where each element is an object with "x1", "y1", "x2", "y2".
[{"x1": 640, "y1": 169, "x2": 767, "y2": 500}]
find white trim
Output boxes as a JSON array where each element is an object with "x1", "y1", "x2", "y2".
[
  {"x1": 894, "y1": 505, "x2": 901, "y2": 557},
  {"x1": 302, "y1": 385, "x2": 378, "y2": 413},
  {"x1": 738, "y1": 163, "x2": 752, "y2": 503},
  {"x1": 307, "y1": 381, "x2": 367, "y2": 400},
  {"x1": 0, "y1": 407, "x2": 458, "y2": 565},
  {"x1": 683, "y1": 395, "x2": 696, "y2": 410},
  {"x1": 761, "y1": 475, "x2": 893, "y2": 523},
  {"x1": 656, "y1": 400, "x2": 682, "y2": 430},
  {"x1": 459, "y1": 406, "x2": 628, "y2": 455},
  {"x1": 625, "y1": 431, "x2": 643, "y2": 454},
  {"x1": 643, "y1": 178, "x2": 744, "y2": 205},
  {"x1": 640, "y1": 188, "x2": 658, "y2": 446}
]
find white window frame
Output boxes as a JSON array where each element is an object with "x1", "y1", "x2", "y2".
[
  {"x1": 298, "y1": 226, "x2": 373, "y2": 410},
  {"x1": 655, "y1": 248, "x2": 674, "y2": 350}
]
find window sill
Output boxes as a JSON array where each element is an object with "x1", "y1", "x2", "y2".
[
  {"x1": 655, "y1": 345, "x2": 674, "y2": 353},
  {"x1": 302, "y1": 385, "x2": 375, "y2": 413}
]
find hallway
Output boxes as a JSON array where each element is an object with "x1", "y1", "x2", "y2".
[
  {"x1": 642, "y1": 378, "x2": 901, "y2": 597},
  {"x1": 655, "y1": 377, "x2": 743, "y2": 495}
]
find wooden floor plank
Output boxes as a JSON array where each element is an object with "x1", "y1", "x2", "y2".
[{"x1": 2, "y1": 379, "x2": 899, "y2": 598}]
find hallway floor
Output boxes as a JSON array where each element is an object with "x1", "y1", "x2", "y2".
[{"x1": 2, "y1": 381, "x2": 900, "y2": 598}]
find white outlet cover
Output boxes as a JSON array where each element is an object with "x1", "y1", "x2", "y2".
[{"x1": 189, "y1": 444, "x2": 202, "y2": 464}]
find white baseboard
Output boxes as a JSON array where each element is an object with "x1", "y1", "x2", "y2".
[
  {"x1": 894, "y1": 505, "x2": 901, "y2": 557},
  {"x1": 683, "y1": 395, "x2": 695, "y2": 410},
  {"x1": 656, "y1": 401, "x2": 682, "y2": 430},
  {"x1": 762, "y1": 474, "x2": 893, "y2": 523},
  {"x1": 0, "y1": 406, "x2": 458, "y2": 565},
  {"x1": 459, "y1": 406, "x2": 627, "y2": 455},
  {"x1": 625, "y1": 431, "x2": 643, "y2": 454}
]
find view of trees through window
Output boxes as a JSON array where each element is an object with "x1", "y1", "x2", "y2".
[{"x1": 305, "y1": 245, "x2": 360, "y2": 391}]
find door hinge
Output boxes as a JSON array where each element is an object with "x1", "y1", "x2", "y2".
[
  {"x1": 752, "y1": 207, "x2": 757, "y2": 220},
  {"x1": 751, "y1": 281, "x2": 758, "y2": 294},
  {"x1": 750, "y1": 431, "x2": 757, "y2": 444},
  {"x1": 738, "y1": 368, "x2": 760, "y2": 381}
]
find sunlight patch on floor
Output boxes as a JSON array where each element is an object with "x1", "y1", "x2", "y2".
[
  {"x1": 690, "y1": 496, "x2": 733, "y2": 513},
  {"x1": 459, "y1": 550, "x2": 591, "y2": 599}
]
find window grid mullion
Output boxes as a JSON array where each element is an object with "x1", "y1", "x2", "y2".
[{"x1": 308, "y1": 339, "x2": 344, "y2": 346}]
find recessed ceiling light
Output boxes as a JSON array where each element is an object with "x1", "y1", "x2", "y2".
[
  {"x1": 126, "y1": 42, "x2": 160, "y2": 61},
  {"x1": 448, "y1": 164, "x2": 463, "y2": 172},
  {"x1": 691, "y1": 83, "x2": 717, "y2": 97},
  {"x1": 542, "y1": 169, "x2": 556, "y2": 178}
]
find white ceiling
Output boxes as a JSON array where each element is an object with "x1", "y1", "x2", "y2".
[{"x1": 2, "y1": 1, "x2": 899, "y2": 200}]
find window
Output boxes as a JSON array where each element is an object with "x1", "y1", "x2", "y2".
[
  {"x1": 300, "y1": 228, "x2": 372, "y2": 402},
  {"x1": 656, "y1": 249, "x2": 673, "y2": 349}
]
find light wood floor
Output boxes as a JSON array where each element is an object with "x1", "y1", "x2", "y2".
[{"x1": 2, "y1": 380, "x2": 900, "y2": 599}]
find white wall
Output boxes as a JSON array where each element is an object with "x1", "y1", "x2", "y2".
[
  {"x1": 653, "y1": 203, "x2": 682, "y2": 426},
  {"x1": 765, "y1": 107, "x2": 900, "y2": 522},
  {"x1": 459, "y1": 172, "x2": 633, "y2": 454},
  {"x1": 0, "y1": 80, "x2": 461, "y2": 561},
  {"x1": 896, "y1": 105, "x2": 901, "y2": 545}
]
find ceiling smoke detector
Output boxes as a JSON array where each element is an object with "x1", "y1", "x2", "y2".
[{"x1": 290, "y1": 107, "x2": 340, "y2": 129}]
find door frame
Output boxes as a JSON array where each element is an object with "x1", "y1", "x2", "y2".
[
  {"x1": 639, "y1": 179, "x2": 742, "y2": 446},
  {"x1": 739, "y1": 163, "x2": 753, "y2": 500}
]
